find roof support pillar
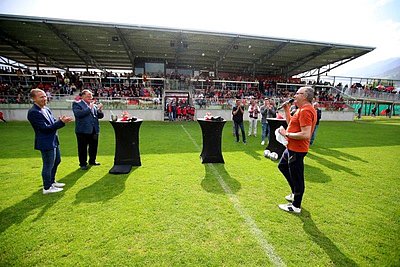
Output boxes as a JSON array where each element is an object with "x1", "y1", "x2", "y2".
[
  {"x1": 0, "y1": 28, "x2": 66, "y2": 70},
  {"x1": 115, "y1": 27, "x2": 136, "y2": 71},
  {"x1": 36, "y1": 55, "x2": 39, "y2": 73},
  {"x1": 44, "y1": 22, "x2": 106, "y2": 73}
]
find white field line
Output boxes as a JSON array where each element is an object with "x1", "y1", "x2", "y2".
[{"x1": 181, "y1": 125, "x2": 285, "y2": 267}]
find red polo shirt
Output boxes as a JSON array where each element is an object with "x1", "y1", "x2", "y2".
[{"x1": 287, "y1": 104, "x2": 317, "y2": 152}]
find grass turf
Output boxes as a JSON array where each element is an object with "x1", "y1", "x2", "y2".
[{"x1": 0, "y1": 117, "x2": 399, "y2": 266}]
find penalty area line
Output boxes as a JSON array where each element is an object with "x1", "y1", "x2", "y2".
[{"x1": 181, "y1": 124, "x2": 285, "y2": 267}]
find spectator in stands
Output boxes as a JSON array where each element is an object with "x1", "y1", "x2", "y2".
[
  {"x1": 72, "y1": 89, "x2": 104, "y2": 170},
  {"x1": 260, "y1": 98, "x2": 276, "y2": 145},
  {"x1": 176, "y1": 105, "x2": 182, "y2": 121},
  {"x1": 385, "y1": 107, "x2": 391, "y2": 118},
  {"x1": 232, "y1": 99, "x2": 246, "y2": 144},
  {"x1": 371, "y1": 105, "x2": 377, "y2": 117},
  {"x1": 277, "y1": 87, "x2": 317, "y2": 213},
  {"x1": 182, "y1": 105, "x2": 188, "y2": 121},
  {"x1": 167, "y1": 101, "x2": 174, "y2": 121},
  {"x1": 172, "y1": 101, "x2": 177, "y2": 121},
  {"x1": 27, "y1": 88, "x2": 72, "y2": 194},
  {"x1": 310, "y1": 102, "x2": 322, "y2": 145},
  {"x1": 198, "y1": 93, "x2": 205, "y2": 108},
  {"x1": 247, "y1": 99, "x2": 260, "y2": 137},
  {"x1": 189, "y1": 105, "x2": 195, "y2": 121},
  {"x1": 0, "y1": 111, "x2": 6, "y2": 122}
]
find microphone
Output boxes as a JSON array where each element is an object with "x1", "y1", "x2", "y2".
[{"x1": 277, "y1": 98, "x2": 294, "y2": 110}]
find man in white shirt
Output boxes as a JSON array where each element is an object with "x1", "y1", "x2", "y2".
[{"x1": 248, "y1": 99, "x2": 260, "y2": 137}]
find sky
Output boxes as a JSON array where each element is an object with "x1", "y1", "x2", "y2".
[{"x1": 1, "y1": 0, "x2": 399, "y2": 76}]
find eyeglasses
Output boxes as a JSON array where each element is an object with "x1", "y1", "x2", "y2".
[{"x1": 295, "y1": 92, "x2": 304, "y2": 95}]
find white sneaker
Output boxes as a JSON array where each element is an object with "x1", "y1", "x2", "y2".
[
  {"x1": 285, "y1": 193, "x2": 294, "y2": 202},
  {"x1": 278, "y1": 203, "x2": 301, "y2": 213},
  {"x1": 43, "y1": 186, "x2": 63, "y2": 195},
  {"x1": 52, "y1": 181, "x2": 65, "y2": 188},
  {"x1": 261, "y1": 141, "x2": 265, "y2": 145}
]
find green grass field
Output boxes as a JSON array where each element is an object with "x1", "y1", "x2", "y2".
[{"x1": 1, "y1": 117, "x2": 399, "y2": 266}]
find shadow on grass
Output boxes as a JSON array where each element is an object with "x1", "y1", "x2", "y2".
[
  {"x1": 312, "y1": 146, "x2": 368, "y2": 163},
  {"x1": 307, "y1": 152, "x2": 360, "y2": 177},
  {"x1": 305, "y1": 165, "x2": 331, "y2": 183},
  {"x1": 5, "y1": 120, "x2": 400, "y2": 159},
  {"x1": 201, "y1": 163, "x2": 241, "y2": 194},
  {"x1": 299, "y1": 208, "x2": 357, "y2": 266},
  {"x1": 0, "y1": 169, "x2": 84, "y2": 234},
  {"x1": 244, "y1": 147, "x2": 263, "y2": 161},
  {"x1": 73, "y1": 168, "x2": 136, "y2": 204}
]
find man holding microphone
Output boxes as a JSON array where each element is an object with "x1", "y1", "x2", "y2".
[
  {"x1": 72, "y1": 89, "x2": 104, "y2": 170},
  {"x1": 277, "y1": 87, "x2": 317, "y2": 213}
]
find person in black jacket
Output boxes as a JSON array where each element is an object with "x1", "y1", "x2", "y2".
[
  {"x1": 371, "y1": 105, "x2": 377, "y2": 117},
  {"x1": 232, "y1": 99, "x2": 246, "y2": 144}
]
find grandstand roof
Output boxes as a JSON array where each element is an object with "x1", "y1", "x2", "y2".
[{"x1": 0, "y1": 14, "x2": 375, "y2": 77}]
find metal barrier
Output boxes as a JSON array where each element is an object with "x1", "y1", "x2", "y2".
[
  {"x1": 0, "y1": 96, "x2": 163, "y2": 110},
  {"x1": 337, "y1": 87, "x2": 400, "y2": 102}
]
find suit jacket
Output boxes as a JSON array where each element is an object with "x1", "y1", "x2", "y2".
[
  {"x1": 72, "y1": 100, "x2": 104, "y2": 134},
  {"x1": 27, "y1": 104, "x2": 65, "y2": 151}
]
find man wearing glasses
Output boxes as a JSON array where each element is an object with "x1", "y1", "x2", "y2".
[
  {"x1": 277, "y1": 87, "x2": 317, "y2": 213},
  {"x1": 72, "y1": 89, "x2": 104, "y2": 170}
]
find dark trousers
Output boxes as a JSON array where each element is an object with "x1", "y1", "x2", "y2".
[
  {"x1": 40, "y1": 146, "x2": 61, "y2": 189},
  {"x1": 76, "y1": 131, "x2": 99, "y2": 166},
  {"x1": 234, "y1": 121, "x2": 246, "y2": 142},
  {"x1": 278, "y1": 148, "x2": 307, "y2": 208}
]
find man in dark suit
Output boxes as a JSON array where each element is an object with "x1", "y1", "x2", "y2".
[
  {"x1": 28, "y1": 88, "x2": 72, "y2": 194},
  {"x1": 72, "y1": 89, "x2": 104, "y2": 170}
]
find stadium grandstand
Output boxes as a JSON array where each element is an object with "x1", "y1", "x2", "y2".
[{"x1": 0, "y1": 14, "x2": 399, "y2": 121}]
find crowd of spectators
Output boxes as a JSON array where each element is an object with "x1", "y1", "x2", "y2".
[
  {"x1": 0, "y1": 66, "x2": 398, "y2": 109},
  {"x1": 0, "y1": 67, "x2": 83, "y2": 103},
  {"x1": 0, "y1": 67, "x2": 164, "y2": 104}
]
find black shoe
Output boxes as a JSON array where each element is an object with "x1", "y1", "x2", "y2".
[
  {"x1": 80, "y1": 165, "x2": 88, "y2": 170},
  {"x1": 89, "y1": 162, "x2": 100, "y2": 166}
]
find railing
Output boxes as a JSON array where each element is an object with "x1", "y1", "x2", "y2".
[
  {"x1": 0, "y1": 96, "x2": 163, "y2": 110},
  {"x1": 192, "y1": 97, "x2": 353, "y2": 112},
  {"x1": 330, "y1": 86, "x2": 400, "y2": 102},
  {"x1": 85, "y1": 97, "x2": 162, "y2": 110},
  {"x1": 0, "y1": 93, "x2": 74, "y2": 105},
  {"x1": 344, "y1": 87, "x2": 400, "y2": 102},
  {"x1": 0, "y1": 93, "x2": 395, "y2": 112}
]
